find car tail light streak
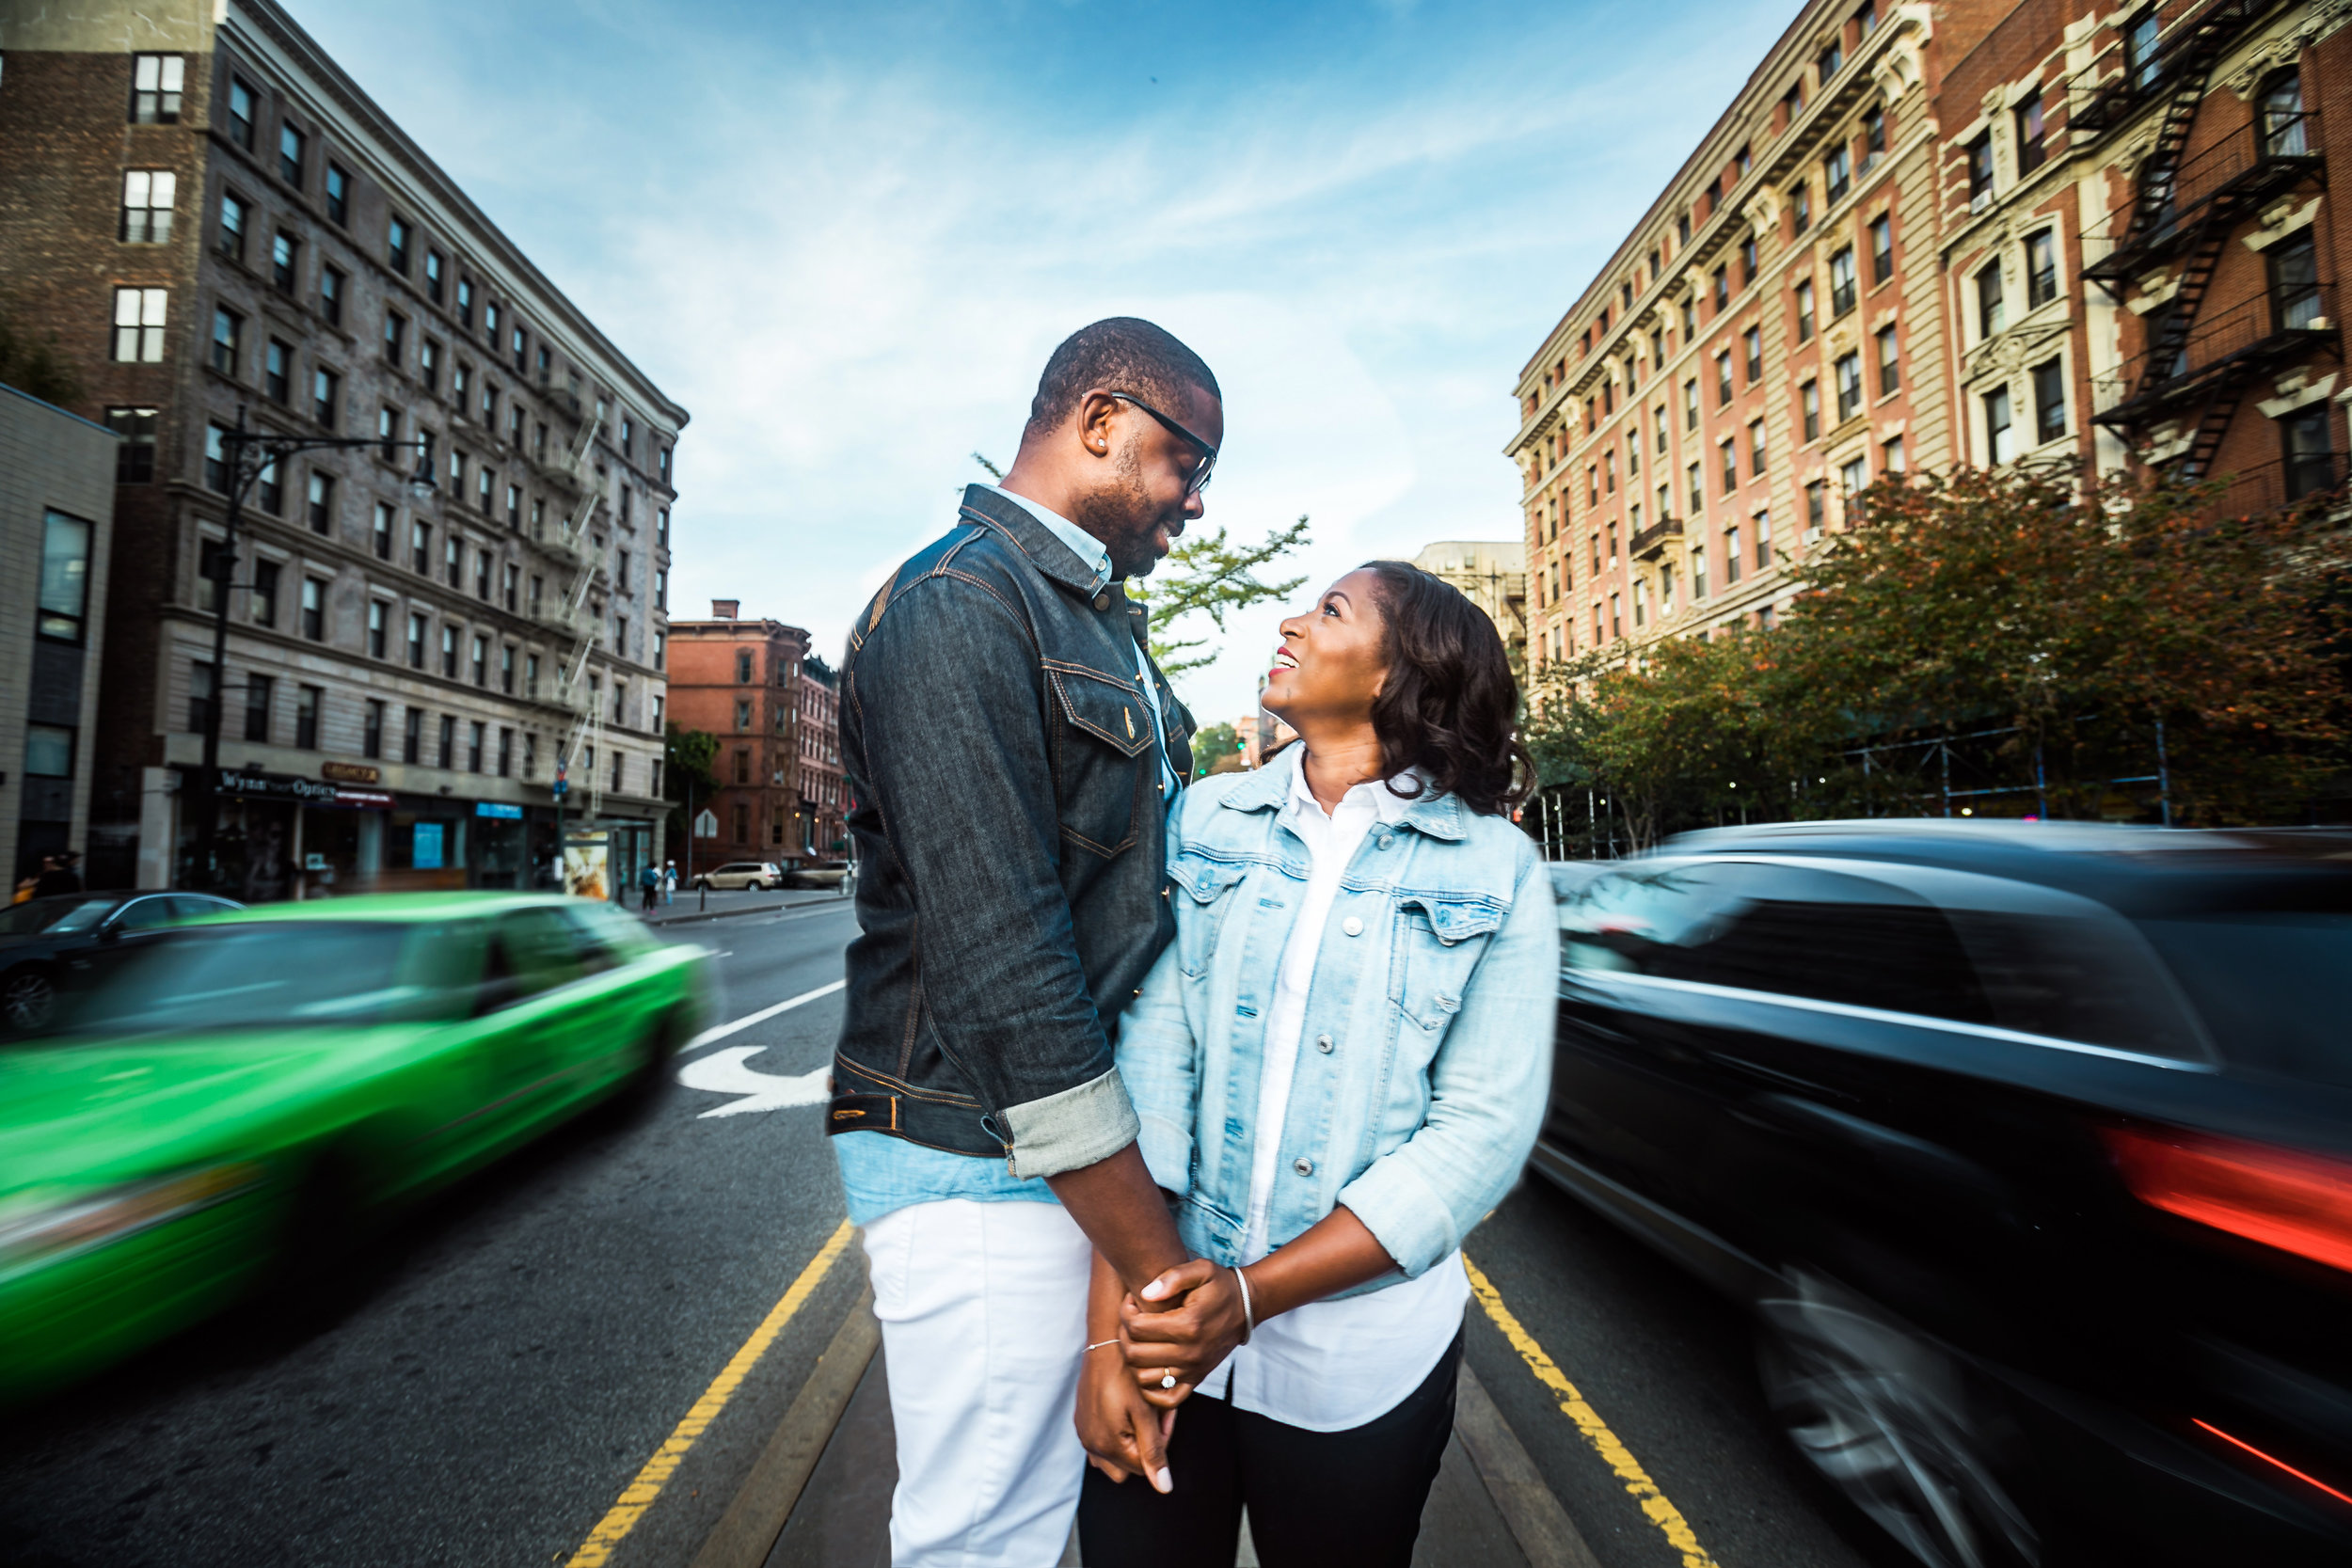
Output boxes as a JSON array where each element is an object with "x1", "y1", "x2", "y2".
[
  {"x1": 2101, "y1": 1125, "x2": 2352, "y2": 1275},
  {"x1": 2193, "y1": 1419, "x2": 2352, "y2": 1511}
]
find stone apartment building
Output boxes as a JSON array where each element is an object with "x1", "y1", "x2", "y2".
[
  {"x1": 0, "y1": 0, "x2": 684, "y2": 898},
  {"x1": 664, "y1": 603, "x2": 843, "y2": 871},
  {"x1": 1409, "y1": 540, "x2": 1529, "y2": 666},
  {"x1": 0, "y1": 386, "x2": 118, "y2": 885},
  {"x1": 1513, "y1": 0, "x2": 2348, "y2": 675},
  {"x1": 1513, "y1": 0, "x2": 1947, "y2": 671},
  {"x1": 1937, "y1": 0, "x2": 2345, "y2": 507}
]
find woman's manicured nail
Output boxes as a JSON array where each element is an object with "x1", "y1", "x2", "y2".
[
  {"x1": 1154, "y1": 1467, "x2": 1174, "y2": 1494},
  {"x1": 1141, "y1": 1279, "x2": 1168, "y2": 1300}
]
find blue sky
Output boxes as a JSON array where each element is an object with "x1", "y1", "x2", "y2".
[{"x1": 300, "y1": 0, "x2": 1790, "y2": 721}]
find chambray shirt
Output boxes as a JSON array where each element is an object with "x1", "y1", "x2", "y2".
[{"x1": 833, "y1": 484, "x2": 1179, "y2": 1225}]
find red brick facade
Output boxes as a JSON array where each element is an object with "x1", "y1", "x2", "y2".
[{"x1": 663, "y1": 609, "x2": 843, "y2": 869}]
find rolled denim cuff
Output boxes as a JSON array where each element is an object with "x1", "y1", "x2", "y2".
[
  {"x1": 1002, "y1": 1066, "x2": 1141, "y2": 1180},
  {"x1": 1135, "y1": 1112, "x2": 1195, "y2": 1197},
  {"x1": 1336, "y1": 1157, "x2": 1459, "y2": 1279}
]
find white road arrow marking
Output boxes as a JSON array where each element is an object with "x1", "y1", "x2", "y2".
[{"x1": 677, "y1": 1046, "x2": 833, "y2": 1118}]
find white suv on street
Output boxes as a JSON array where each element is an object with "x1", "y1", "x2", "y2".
[{"x1": 692, "y1": 862, "x2": 783, "y2": 892}]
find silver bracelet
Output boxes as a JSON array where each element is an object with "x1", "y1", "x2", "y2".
[
  {"x1": 1233, "y1": 1265, "x2": 1256, "y2": 1344},
  {"x1": 1084, "y1": 1338, "x2": 1120, "y2": 1354}
]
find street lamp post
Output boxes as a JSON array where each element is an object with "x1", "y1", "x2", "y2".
[{"x1": 190, "y1": 407, "x2": 433, "y2": 893}]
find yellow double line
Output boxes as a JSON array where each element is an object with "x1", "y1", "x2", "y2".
[
  {"x1": 564, "y1": 1218, "x2": 855, "y2": 1567},
  {"x1": 1466, "y1": 1255, "x2": 1722, "y2": 1568}
]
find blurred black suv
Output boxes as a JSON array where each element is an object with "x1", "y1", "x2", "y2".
[{"x1": 1541, "y1": 821, "x2": 2352, "y2": 1567}]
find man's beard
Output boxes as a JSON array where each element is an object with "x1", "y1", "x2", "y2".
[{"x1": 1072, "y1": 441, "x2": 1184, "y2": 580}]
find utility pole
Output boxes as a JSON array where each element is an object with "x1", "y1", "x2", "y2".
[{"x1": 191, "y1": 407, "x2": 432, "y2": 893}]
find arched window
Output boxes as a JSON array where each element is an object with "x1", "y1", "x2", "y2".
[{"x1": 2261, "y1": 70, "x2": 2307, "y2": 158}]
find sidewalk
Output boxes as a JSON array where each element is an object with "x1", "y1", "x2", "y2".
[
  {"x1": 697, "y1": 1299, "x2": 1599, "y2": 1568},
  {"x1": 643, "y1": 887, "x2": 853, "y2": 927}
]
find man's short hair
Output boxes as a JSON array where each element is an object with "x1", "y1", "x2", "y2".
[{"x1": 1025, "y1": 318, "x2": 1220, "y2": 438}]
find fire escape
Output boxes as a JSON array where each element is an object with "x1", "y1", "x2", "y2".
[
  {"x1": 533, "y1": 409, "x2": 612, "y2": 821},
  {"x1": 2077, "y1": 0, "x2": 2331, "y2": 483}
]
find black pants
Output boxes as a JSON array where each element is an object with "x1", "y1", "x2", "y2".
[{"x1": 1077, "y1": 1328, "x2": 1462, "y2": 1568}]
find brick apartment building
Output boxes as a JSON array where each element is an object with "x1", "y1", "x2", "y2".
[
  {"x1": 1512, "y1": 0, "x2": 2348, "y2": 673},
  {"x1": 664, "y1": 602, "x2": 842, "y2": 871},
  {"x1": 0, "y1": 0, "x2": 684, "y2": 898},
  {"x1": 1513, "y1": 0, "x2": 1946, "y2": 669}
]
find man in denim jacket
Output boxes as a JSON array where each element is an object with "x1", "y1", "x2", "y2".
[{"x1": 828, "y1": 319, "x2": 1216, "y2": 1563}]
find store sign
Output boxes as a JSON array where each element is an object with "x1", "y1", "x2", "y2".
[
  {"x1": 475, "y1": 800, "x2": 524, "y2": 820},
  {"x1": 321, "y1": 761, "x2": 381, "y2": 784},
  {"x1": 334, "y1": 789, "x2": 394, "y2": 810},
  {"x1": 215, "y1": 770, "x2": 339, "y2": 803},
  {"x1": 414, "y1": 822, "x2": 446, "y2": 870}
]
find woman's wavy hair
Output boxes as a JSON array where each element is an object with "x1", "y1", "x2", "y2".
[{"x1": 1361, "y1": 560, "x2": 1534, "y2": 818}]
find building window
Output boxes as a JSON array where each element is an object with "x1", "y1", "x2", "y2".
[
  {"x1": 1806, "y1": 480, "x2": 1827, "y2": 534},
  {"x1": 2125, "y1": 11, "x2": 2161, "y2": 90},
  {"x1": 300, "y1": 577, "x2": 326, "y2": 641},
  {"x1": 2026, "y1": 230, "x2": 2058, "y2": 307},
  {"x1": 367, "y1": 599, "x2": 388, "y2": 658},
  {"x1": 2032, "y1": 357, "x2": 2066, "y2": 443},
  {"x1": 1719, "y1": 438, "x2": 1737, "y2": 493},
  {"x1": 1984, "y1": 386, "x2": 2015, "y2": 464},
  {"x1": 388, "y1": 215, "x2": 410, "y2": 275},
  {"x1": 244, "y1": 672, "x2": 273, "y2": 743},
  {"x1": 438, "y1": 714, "x2": 455, "y2": 768},
  {"x1": 1756, "y1": 510, "x2": 1774, "y2": 566},
  {"x1": 1876, "y1": 325, "x2": 1900, "y2": 395},
  {"x1": 403, "y1": 706, "x2": 422, "y2": 764},
  {"x1": 511, "y1": 325, "x2": 528, "y2": 374},
  {"x1": 1863, "y1": 104, "x2": 1886, "y2": 166},
  {"x1": 1691, "y1": 544, "x2": 1708, "y2": 601},
  {"x1": 498, "y1": 727, "x2": 514, "y2": 778},
  {"x1": 1789, "y1": 182, "x2": 1811, "y2": 235},
  {"x1": 503, "y1": 562, "x2": 518, "y2": 610},
  {"x1": 264, "y1": 338, "x2": 292, "y2": 404},
  {"x1": 1724, "y1": 525, "x2": 1742, "y2": 584},
  {"x1": 1681, "y1": 378, "x2": 1699, "y2": 432},
  {"x1": 35, "y1": 510, "x2": 91, "y2": 643},
  {"x1": 1966, "y1": 133, "x2": 1994, "y2": 210},
  {"x1": 105, "y1": 407, "x2": 157, "y2": 482},
  {"x1": 131, "y1": 54, "x2": 184, "y2": 122},
  {"x1": 1743, "y1": 326, "x2": 1763, "y2": 383},
  {"x1": 204, "y1": 425, "x2": 231, "y2": 494},
  {"x1": 2281, "y1": 405, "x2": 2336, "y2": 499},
  {"x1": 227, "y1": 77, "x2": 255, "y2": 150},
  {"x1": 120, "y1": 169, "x2": 176, "y2": 243},
  {"x1": 469, "y1": 634, "x2": 488, "y2": 688},
  {"x1": 295, "y1": 684, "x2": 321, "y2": 748},
  {"x1": 485, "y1": 299, "x2": 501, "y2": 344},
  {"x1": 306, "y1": 470, "x2": 334, "y2": 533},
  {"x1": 1687, "y1": 461, "x2": 1703, "y2": 515},
  {"x1": 320, "y1": 265, "x2": 343, "y2": 326},
  {"x1": 1823, "y1": 143, "x2": 1851, "y2": 204},
  {"x1": 469, "y1": 721, "x2": 485, "y2": 773},
  {"x1": 2015, "y1": 95, "x2": 2046, "y2": 175},
  {"x1": 363, "y1": 699, "x2": 385, "y2": 760},
  {"x1": 1819, "y1": 37, "x2": 1843, "y2": 79},
  {"x1": 1829, "y1": 246, "x2": 1856, "y2": 315},
  {"x1": 523, "y1": 734, "x2": 537, "y2": 779},
  {"x1": 1883, "y1": 435, "x2": 1907, "y2": 472},
  {"x1": 278, "y1": 120, "x2": 306, "y2": 186},
  {"x1": 249, "y1": 559, "x2": 279, "y2": 626},
  {"x1": 420, "y1": 338, "x2": 440, "y2": 392},
  {"x1": 424, "y1": 249, "x2": 445, "y2": 306},
  {"x1": 440, "y1": 624, "x2": 458, "y2": 678},
  {"x1": 406, "y1": 610, "x2": 427, "y2": 668},
  {"x1": 456, "y1": 277, "x2": 474, "y2": 328},
  {"x1": 1712, "y1": 266, "x2": 1729, "y2": 311},
  {"x1": 1977, "y1": 261, "x2": 2005, "y2": 339},
  {"x1": 1869, "y1": 214, "x2": 1893, "y2": 284},
  {"x1": 1802, "y1": 380, "x2": 1821, "y2": 441},
  {"x1": 1833, "y1": 352, "x2": 1862, "y2": 422},
  {"x1": 526, "y1": 652, "x2": 541, "y2": 700},
  {"x1": 2272, "y1": 233, "x2": 2322, "y2": 331},
  {"x1": 369, "y1": 503, "x2": 392, "y2": 562},
  {"x1": 325, "y1": 162, "x2": 349, "y2": 225},
  {"x1": 477, "y1": 467, "x2": 494, "y2": 515},
  {"x1": 217, "y1": 191, "x2": 246, "y2": 259},
  {"x1": 734, "y1": 748, "x2": 750, "y2": 784},
  {"x1": 384, "y1": 310, "x2": 406, "y2": 367},
  {"x1": 1792, "y1": 281, "x2": 1815, "y2": 346},
  {"x1": 190, "y1": 660, "x2": 215, "y2": 735},
  {"x1": 2262, "y1": 71, "x2": 2309, "y2": 159},
  {"x1": 444, "y1": 534, "x2": 463, "y2": 589},
  {"x1": 501, "y1": 643, "x2": 516, "y2": 694},
  {"x1": 475, "y1": 548, "x2": 492, "y2": 601},
  {"x1": 1748, "y1": 420, "x2": 1768, "y2": 476},
  {"x1": 736, "y1": 699, "x2": 752, "y2": 731},
  {"x1": 1714, "y1": 350, "x2": 1733, "y2": 405},
  {"x1": 256, "y1": 454, "x2": 281, "y2": 514},
  {"x1": 1740, "y1": 234, "x2": 1759, "y2": 289}
]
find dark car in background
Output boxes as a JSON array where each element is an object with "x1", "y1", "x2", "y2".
[
  {"x1": 0, "y1": 893, "x2": 245, "y2": 1032},
  {"x1": 1540, "y1": 822, "x2": 2352, "y2": 1567}
]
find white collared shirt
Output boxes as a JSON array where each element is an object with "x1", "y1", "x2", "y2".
[
  {"x1": 1194, "y1": 746, "x2": 1469, "y2": 1432},
  {"x1": 977, "y1": 483, "x2": 1178, "y2": 799}
]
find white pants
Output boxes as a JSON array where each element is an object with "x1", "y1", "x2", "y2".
[{"x1": 863, "y1": 1198, "x2": 1092, "y2": 1567}]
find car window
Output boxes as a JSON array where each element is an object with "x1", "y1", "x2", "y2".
[
  {"x1": 0, "y1": 896, "x2": 116, "y2": 937},
  {"x1": 1564, "y1": 861, "x2": 1993, "y2": 1023},
  {"x1": 494, "y1": 909, "x2": 585, "y2": 1001},
  {"x1": 59, "y1": 922, "x2": 442, "y2": 1034},
  {"x1": 556, "y1": 903, "x2": 633, "y2": 974},
  {"x1": 112, "y1": 896, "x2": 178, "y2": 931},
  {"x1": 165, "y1": 895, "x2": 237, "y2": 923},
  {"x1": 2143, "y1": 913, "x2": 2352, "y2": 1083}
]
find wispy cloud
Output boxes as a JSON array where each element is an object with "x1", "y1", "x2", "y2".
[{"x1": 297, "y1": 0, "x2": 1788, "y2": 718}]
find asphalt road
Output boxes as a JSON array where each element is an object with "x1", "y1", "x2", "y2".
[{"x1": 0, "y1": 903, "x2": 1914, "y2": 1568}]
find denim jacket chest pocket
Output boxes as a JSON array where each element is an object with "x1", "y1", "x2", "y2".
[
  {"x1": 1046, "y1": 662, "x2": 1152, "y2": 859},
  {"x1": 1168, "y1": 849, "x2": 1253, "y2": 976},
  {"x1": 1390, "y1": 890, "x2": 1509, "y2": 1035}
]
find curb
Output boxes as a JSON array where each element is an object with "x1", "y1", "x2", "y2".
[
  {"x1": 690, "y1": 1287, "x2": 880, "y2": 1568},
  {"x1": 646, "y1": 894, "x2": 852, "y2": 928},
  {"x1": 1455, "y1": 1361, "x2": 1606, "y2": 1568}
]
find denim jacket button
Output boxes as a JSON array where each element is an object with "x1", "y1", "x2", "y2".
[
  {"x1": 1092, "y1": 592, "x2": 1111, "y2": 611},
  {"x1": 1293, "y1": 1157, "x2": 1314, "y2": 1177},
  {"x1": 1315, "y1": 1034, "x2": 1334, "y2": 1053},
  {"x1": 1341, "y1": 916, "x2": 1363, "y2": 937},
  {"x1": 1376, "y1": 833, "x2": 1393, "y2": 850}
]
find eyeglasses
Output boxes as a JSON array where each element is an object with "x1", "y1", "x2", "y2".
[{"x1": 1108, "y1": 392, "x2": 1217, "y2": 496}]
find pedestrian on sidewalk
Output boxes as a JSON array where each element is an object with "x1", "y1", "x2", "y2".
[
  {"x1": 828, "y1": 318, "x2": 1227, "y2": 1566},
  {"x1": 1075, "y1": 563, "x2": 1555, "y2": 1568},
  {"x1": 662, "y1": 860, "x2": 677, "y2": 905},
  {"x1": 638, "y1": 861, "x2": 660, "y2": 914}
]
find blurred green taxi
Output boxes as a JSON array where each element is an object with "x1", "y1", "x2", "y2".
[{"x1": 0, "y1": 893, "x2": 710, "y2": 1403}]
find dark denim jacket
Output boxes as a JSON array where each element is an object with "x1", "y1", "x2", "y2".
[{"x1": 827, "y1": 484, "x2": 1196, "y2": 1178}]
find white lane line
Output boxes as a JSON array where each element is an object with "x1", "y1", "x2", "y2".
[
  {"x1": 681, "y1": 979, "x2": 846, "y2": 1056},
  {"x1": 678, "y1": 1047, "x2": 833, "y2": 1117}
]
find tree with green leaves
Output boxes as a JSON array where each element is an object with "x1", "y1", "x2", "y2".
[
  {"x1": 662, "y1": 724, "x2": 720, "y2": 847},
  {"x1": 0, "y1": 309, "x2": 84, "y2": 407},
  {"x1": 1191, "y1": 721, "x2": 1242, "y2": 777}
]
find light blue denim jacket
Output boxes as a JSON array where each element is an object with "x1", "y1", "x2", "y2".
[{"x1": 1117, "y1": 758, "x2": 1555, "y2": 1291}]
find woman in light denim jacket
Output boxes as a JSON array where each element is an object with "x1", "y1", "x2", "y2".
[{"x1": 1075, "y1": 562, "x2": 1555, "y2": 1567}]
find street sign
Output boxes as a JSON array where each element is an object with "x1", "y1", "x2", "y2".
[{"x1": 693, "y1": 809, "x2": 719, "y2": 839}]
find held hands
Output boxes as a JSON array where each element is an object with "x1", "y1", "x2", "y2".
[
  {"x1": 1119, "y1": 1259, "x2": 1252, "y2": 1410},
  {"x1": 1075, "y1": 1338, "x2": 1175, "y2": 1493}
]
